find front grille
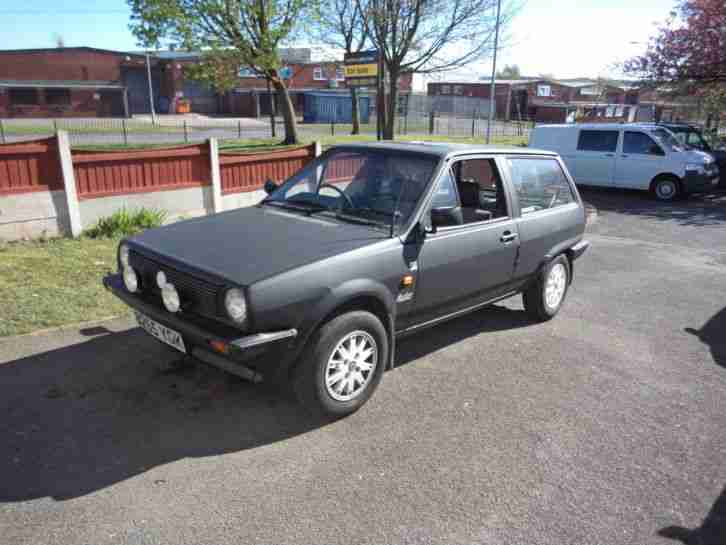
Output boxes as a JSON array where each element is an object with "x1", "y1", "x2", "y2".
[{"x1": 129, "y1": 250, "x2": 221, "y2": 318}]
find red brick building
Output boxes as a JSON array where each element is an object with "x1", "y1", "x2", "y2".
[
  {"x1": 428, "y1": 79, "x2": 574, "y2": 122},
  {"x1": 0, "y1": 48, "x2": 139, "y2": 117},
  {"x1": 0, "y1": 46, "x2": 413, "y2": 119}
]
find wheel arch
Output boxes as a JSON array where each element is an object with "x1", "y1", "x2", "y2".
[
  {"x1": 650, "y1": 172, "x2": 683, "y2": 194},
  {"x1": 286, "y1": 283, "x2": 396, "y2": 378}
]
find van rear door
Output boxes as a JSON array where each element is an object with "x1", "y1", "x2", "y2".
[{"x1": 573, "y1": 129, "x2": 619, "y2": 187}]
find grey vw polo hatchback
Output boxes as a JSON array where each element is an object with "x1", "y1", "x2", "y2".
[{"x1": 105, "y1": 142, "x2": 589, "y2": 417}]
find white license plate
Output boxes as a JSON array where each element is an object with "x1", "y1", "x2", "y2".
[{"x1": 135, "y1": 312, "x2": 186, "y2": 353}]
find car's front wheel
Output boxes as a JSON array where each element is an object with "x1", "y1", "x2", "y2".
[
  {"x1": 652, "y1": 175, "x2": 681, "y2": 201},
  {"x1": 293, "y1": 310, "x2": 387, "y2": 418},
  {"x1": 523, "y1": 254, "x2": 570, "y2": 321}
]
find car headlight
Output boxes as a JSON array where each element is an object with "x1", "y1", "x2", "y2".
[
  {"x1": 224, "y1": 288, "x2": 247, "y2": 324},
  {"x1": 162, "y1": 282, "x2": 180, "y2": 313},
  {"x1": 123, "y1": 266, "x2": 138, "y2": 293},
  {"x1": 119, "y1": 243, "x2": 130, "y2": 268},
  {"x1": 686, "y1": 163, "x2": 706, "y2": 175}
]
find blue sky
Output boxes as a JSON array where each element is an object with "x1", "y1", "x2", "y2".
[{"x1": 1, "y1": 0, "x2": 674, "y2": 82}]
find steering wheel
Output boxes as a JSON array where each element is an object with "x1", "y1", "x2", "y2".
[{"x1": 319, "y1": 183, "x2": 355, "y2": 209}]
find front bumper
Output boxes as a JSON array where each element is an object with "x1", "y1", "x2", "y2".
[
  {"x1": 103, "y1": 273, "x2": 297, "y2": 379},
  {"x1": 683, "y1": 170, "x2": 720, "y2": 193}
]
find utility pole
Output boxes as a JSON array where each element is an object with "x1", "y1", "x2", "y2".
[
  {"x1": 486, "y1": 0, "x2": 502, "y2": 144},
  {"x1": 146, "y1": 52, "x2": 157, "y2": 124}
]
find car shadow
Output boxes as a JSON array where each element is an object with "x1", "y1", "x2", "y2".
[
  {"x1": 0, "y1": 329, "x2": 330, "y2": 503},
  {"x1": 395, "y1": 303, "x2": 534, "y2": 368},
  {"x1": 579, "y1": 186, "x2": 726, "y2": 227},
  {"x1": 0, "y1": 303, "x2": 533, "y2": 503},
  {"x1": 658, "y1": 485, "x2": 726, "y2": 545},
  {"x1": 685, "y1": 306, "x2": 726, "y2": 369}
]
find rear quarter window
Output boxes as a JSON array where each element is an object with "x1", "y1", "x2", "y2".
[{"x1": 507, "y1": 157, "x2": 575, "y2": 215}]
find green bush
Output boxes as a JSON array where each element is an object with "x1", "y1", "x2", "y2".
[{"x1": 85, "y1": 207, "x2": 168, "y2": 238}]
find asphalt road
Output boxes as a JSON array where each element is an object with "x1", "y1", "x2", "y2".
[{"x1": 1, "y1": 188, "x2": 725, "y2": 545}]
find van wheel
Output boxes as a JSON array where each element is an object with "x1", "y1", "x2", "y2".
[
  {"x1": 652, "y1": 175, "x2": 681, "y2": 201},
  {"x1": 293, "y1": 311, "x2": 387, "y2": 419},
  {"x1": 523, "y1": 255, "x2": 570, "y2": 321}
]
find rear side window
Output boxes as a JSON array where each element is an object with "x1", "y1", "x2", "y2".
[
  {"x1": 623, "y1": 131, "x2": 664, "y2": 156},
  {"x1": 577, "y1": 130, "x2": 619, "y2": 152},
  {"x1": 507, "y1": 158, "x2": 575, "y2": 215}
]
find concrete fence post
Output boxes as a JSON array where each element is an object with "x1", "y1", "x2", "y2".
[
  {"x1": 208, "y1": 138, "x2": 223, "y2": 214},
  {"x1": 56, "y1": 130, "x2": 82, "y2": 238},
  {"x1": 313, "y1": 141, "x2": 322, "y2": 157}
]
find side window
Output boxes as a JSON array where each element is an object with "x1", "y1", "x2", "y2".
[
  {"x1": 577, "y1": 130, "x2": 619, "y2": 152},
  {"x1": 453, "y1": 158, "x2": 508, "y2": 224},
  {"x1": 623, "y1": 131, "x2": 664, "y2": 156},
  {"x1": 507, "y1": 158, "x2": 574, "y2": 215},
  {"x1": 430, "y1": 169, "x2": 458, "y2": 209}
]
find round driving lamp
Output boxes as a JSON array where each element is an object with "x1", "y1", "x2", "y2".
[
  {"x1": 224, "y1": 288, "x2": 247, "y2": 324},
  {"x1": 122, "y1": 266, "x2": 139, "y2": 293},
  {"x1": 119, "y1": 243, "x2": 130, "y2": 268},
  {"x1": 162, "y1": 282, "x2": 181, "y2": 313}
]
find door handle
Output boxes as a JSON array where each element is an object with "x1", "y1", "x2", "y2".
[
  {"x1": 500, "y1": 231, "x2": 518, "y2": 243},
  {"x1": 604, "y1": 153, "x2": 615, "y2": 157},
  {"x1": 620, "y1": 154, "x2": 629, "y2": 158}
]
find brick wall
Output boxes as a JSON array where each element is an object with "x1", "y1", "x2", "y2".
[{"x1": 0, "y1": 48, "x2": 128, "y2": 82}]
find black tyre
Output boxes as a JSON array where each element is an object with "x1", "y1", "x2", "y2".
[
  {"x1": 523, "y1": 254, "x2": 570, "y2": 321},
  {"x1": 652, "y1": 175, "x2": 681, "y2": 201},
  {"x1": 293, "y1": 310, "x2": 388, "y2": 418}
]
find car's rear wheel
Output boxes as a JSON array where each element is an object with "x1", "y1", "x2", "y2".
[
  {"x1": 523, "y1": 254, "x2": 570, "y2": 321},
  {"x1": 652, "y1": 175, "x2": 681, "y2": 201},
  {"x1": 293, "y1": 310, "x2": 387, "y2": 418}
]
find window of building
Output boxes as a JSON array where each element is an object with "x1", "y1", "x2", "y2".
[
  {"x1": 8, "y1": 88, "x2": 38, "y2": 105},
  {"x1": 313, "y1": 66, "x2": 324, "y2": 80},
  {"x1": 623, "y1": 131, "x2": 664, "y2": 156},
  {"x1": 537, "y1": 84, "x2": 552, "y2": 97},
  {"x1": 441, "y1": 85, "x2": 451, "y2": 95},
  {"x1": 577, "y1": 129, "x2": 619, "y2": 152},
  {"x1": 44, "y1": 88, "x2": 71, "y2": 106},
  {"x1": 454, "y1": 85, "x2": 463, "y2": 95},
  {"x1": 507, "y1": 158, "x2": 574, "y2": 215},
  {"x1": 238, "y1": 67, "x2": 261, "y2": 78},
  {"x1": 335, "y1": 66, "x2": 345, "y2": 81}
]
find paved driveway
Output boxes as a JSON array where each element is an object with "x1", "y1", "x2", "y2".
[{"x1": 1, "y1": 188, "x2": 725, "y2": 545}]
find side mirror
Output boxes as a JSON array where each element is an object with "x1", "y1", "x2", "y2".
[
  {"x1": 430, "y1": 206, "x2": 463, "y2": 228},
  {"x1": 263, "y1": 179, "x2": 278, "y2": 195}
]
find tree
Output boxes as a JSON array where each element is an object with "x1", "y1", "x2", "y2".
[
  {"x1": 367, "y1": 0, "x2": 516, "y2": 139},
  {"x1": 625, "y1": 0, "x2": 726, "y2": 85},
  {"x1": 128, "y1": 0, "x2": 310, "y2": 144},
  {"x1": 496, "y1": 64, "x2": 521, "y2": 79},
  {"x1": 314, "y1": 0, "x2": 371, "y2": 134}
]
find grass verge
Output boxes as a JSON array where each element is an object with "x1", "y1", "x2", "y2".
[{"x1": 0, "y1": 237, "x2": 128, "y2": 337}]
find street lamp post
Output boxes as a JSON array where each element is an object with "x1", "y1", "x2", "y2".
[
  {"x1": 486, "y1": 0, "x2": 502, "y2": 144},
  {"x1": 146, "y1": 52, "x2": 157, "y2": 124}
]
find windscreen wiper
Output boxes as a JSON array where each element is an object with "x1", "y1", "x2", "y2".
[{"x1": 261, "y1": 200, "x2": 325, "y2": 215}]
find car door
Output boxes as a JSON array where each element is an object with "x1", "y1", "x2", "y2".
[
  {"x1": 573, "y1": 129, "x2": 619, "y2": 186},
  {"x1": 409, "y1": 161, "x2": 519, "y2": 325},
  {"x1": 505, "y1": 155, "x2": 584, "y2": 282},
  {"x1": 613, "y1": 130, "x2": 666, "y2": 190}
]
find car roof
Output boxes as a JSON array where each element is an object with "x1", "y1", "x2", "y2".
[
  {"x1": 329, "y1": 141, "x2": 557, "y2": 159},
  {"x1": 534, "y1": 122, "x2": 665, "y2": 131}
]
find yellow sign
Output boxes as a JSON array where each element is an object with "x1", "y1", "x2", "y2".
[{"x1": 344, "y1": 64, "x2": 378, "y2": 77}]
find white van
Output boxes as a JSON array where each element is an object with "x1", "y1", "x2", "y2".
[{"x1": 529, "y1": 123, "x2": 719, "y2": 200}]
